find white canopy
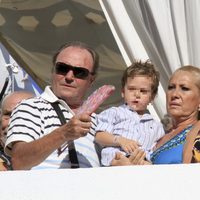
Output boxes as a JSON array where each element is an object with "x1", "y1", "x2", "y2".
[
  {"x1": 99, "y1": 0, "x2": 200, "y2": 118},
  {"x1": 1, "y1": 0, "x2": 200, "y2": 119},
  {"x1": 0, "y1": 0, "x2": 125, "y2": 111}
]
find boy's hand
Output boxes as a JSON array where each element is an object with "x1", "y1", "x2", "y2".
[{"x1": 117, "y1": 136, "x2": 140, "y2": 154}]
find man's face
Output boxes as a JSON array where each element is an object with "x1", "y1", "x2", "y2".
[{"x1": 51, "y1": 46, "x2": 95, "y2": 109}]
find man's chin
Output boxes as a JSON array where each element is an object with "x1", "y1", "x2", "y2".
[
  {"x1": 60, "y1": 90, "x2": 75, "y2": 98},
  {"x1": 61, "y1": 94, "x2": 81, "y2": 105}
]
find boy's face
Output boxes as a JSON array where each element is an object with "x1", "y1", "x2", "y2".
[{"x1": 121, "y1": 75, "x2": 153, "y2": 115}]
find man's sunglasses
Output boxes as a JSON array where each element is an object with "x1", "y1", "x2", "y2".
[{"x1": 55, "y1": 62, "x2": 94, "y2": 79}]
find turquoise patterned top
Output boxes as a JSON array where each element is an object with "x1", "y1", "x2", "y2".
[{"x1": 150, "y1": 125, "x2": 193, "y2": 164}]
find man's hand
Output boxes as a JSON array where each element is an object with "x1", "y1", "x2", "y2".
[{"x1": 61, "y1": 113, "x2": 92, "y2": 141}]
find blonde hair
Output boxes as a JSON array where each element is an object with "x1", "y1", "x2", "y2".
[
  {"x1": 174, "y1": 65, "x2": 200, "y2": 90},
  {"x1": 173, "y1": 65, "x2": 200, "y2": 120}
]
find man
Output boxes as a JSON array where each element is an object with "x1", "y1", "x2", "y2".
[
  {"x1": 0, "y1": 91, "x2": 34, "y2": 170},
  {"x1": 5, "y1": 41, "x2": 100, "y2": 170}
]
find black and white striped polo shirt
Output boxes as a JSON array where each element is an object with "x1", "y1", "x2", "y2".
[{"x1": 5, "y1": 86, "x2": 100, "y2": 169}]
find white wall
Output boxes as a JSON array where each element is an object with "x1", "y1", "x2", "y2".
[{"x1": 0, "y1": 164, "x2": 199, "y2": 200}]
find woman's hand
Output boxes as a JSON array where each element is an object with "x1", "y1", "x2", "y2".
[
  {"x1": 129, "y1": 148, "x2": 152, "y2": 165},
  {"x1": 111, "y1": 150, "x2": 152, "y2": 166},
  {"x1": 111, "y1": 152, "x2": 132, "y2": 166}
]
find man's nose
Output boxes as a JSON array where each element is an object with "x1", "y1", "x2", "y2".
[{"x1": 65, "y1": 69, "x2": 74, "y2": 79}]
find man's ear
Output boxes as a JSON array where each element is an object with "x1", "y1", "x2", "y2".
[{"x1": 89, "y1": 75, "x2": 96, "y2": 85}]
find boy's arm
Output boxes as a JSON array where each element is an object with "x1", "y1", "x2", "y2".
[
  {"x1": 95, "y1": 131, "x2": 118, "y2": 147},
  {"x1": 95, "y1": 131, "x2": 140, "y2": 154}
]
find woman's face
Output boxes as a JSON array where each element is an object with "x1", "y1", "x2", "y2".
[{"x1": 167, "y1": 70, "x2": 200, "y2": 122}]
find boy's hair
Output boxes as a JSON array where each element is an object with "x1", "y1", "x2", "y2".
[{"x1": 121, "y1": 60, "x2": 160, "y2": 98}]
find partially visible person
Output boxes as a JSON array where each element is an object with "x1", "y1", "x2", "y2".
[
  {"x1": 95, "y1": 60, "x2": 165, "y2": 166},
  {"x1": 111, "y1": 65, "x2": 200, "y2": 165},
  {"x1": 5, "y1": 41, "x2": 101, "y2": 170},
  {"x1": 160, "y1": 114, "x2": 173, "y2": 133},
  {"x1": 193, "y1": 133, "x2": 200, "y2": 162},
  {"x1": 0, "y1": 91, "x2": 34, "y2": 170},
  {"x1": 0, "y1": 134, "x2": 10, "y2": 171}
]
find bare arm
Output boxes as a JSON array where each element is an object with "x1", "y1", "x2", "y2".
[
  {"x1": 11, "y1": 113, "x2": 92, "y2": 170},
  {"x1": 95, "y1": 131, "x2": 117, "y2": 147},
  {"x1": 0, "y1": 160, "x2": 8, "y2": 171},
  {"x1": 95, "y1": 131, "x2": 140, "y2": 154}
]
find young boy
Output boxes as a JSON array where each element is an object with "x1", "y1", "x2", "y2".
[{"x1": 95, "y1": 60, "x2": 165, "y2": 166}]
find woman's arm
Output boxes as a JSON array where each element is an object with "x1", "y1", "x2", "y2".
[{"x1": 0, "y1": 159, "x2": 7, "y2": 171}]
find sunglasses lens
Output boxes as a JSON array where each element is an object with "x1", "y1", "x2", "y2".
[
  {"x1": 73, "y1": 68, "x2": 89, "y2": 79},
  {"x1": 55, "y1": 62, "x2": 90, "y2": 79},
  {"x1": 55, "y1": 63, "x2": 69, "y2": 75}
]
